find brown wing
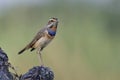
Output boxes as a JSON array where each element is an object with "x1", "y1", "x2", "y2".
[
  {"x1": 27, "y1": 27, "x2": 46, "y2": 48},
  {"x1": 18, "y1": 27, "x2": 46, "y2": 54}
]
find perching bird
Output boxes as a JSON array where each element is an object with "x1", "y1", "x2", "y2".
[{"x1": 18, "y1": 18, "x2": 59, "y2": 65}]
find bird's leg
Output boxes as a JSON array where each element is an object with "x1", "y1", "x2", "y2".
[{"x1": 37, "y1": 48, "x2": 44, "y2": 66}]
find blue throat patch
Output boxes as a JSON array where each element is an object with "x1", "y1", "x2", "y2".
[{"x1": 48, "y1": 29, "x2": 56, "y2": 36}]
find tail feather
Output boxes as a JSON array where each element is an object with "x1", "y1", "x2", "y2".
[{"x1": 18, "y1": 48, "x2": 26, "y2": 55}]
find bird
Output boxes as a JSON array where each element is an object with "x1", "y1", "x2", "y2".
[{"x1": 18, "y1": 17, "x2": 59, "y2": 65}]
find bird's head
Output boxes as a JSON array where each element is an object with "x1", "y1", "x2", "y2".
[{"x1": 47, "y1": 17, "x2": 59, "y2": 28}]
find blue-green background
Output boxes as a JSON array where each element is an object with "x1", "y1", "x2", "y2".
[{"x1": 0, "y1": 0, "x2": 120, "y2": 80}]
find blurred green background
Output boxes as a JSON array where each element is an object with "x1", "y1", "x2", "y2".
[{"x1": 0, "y1": 0, "x2": 120, "y2": 80}]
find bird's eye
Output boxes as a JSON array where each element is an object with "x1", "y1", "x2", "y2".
[{"x1": 50, "y1": 20, "x2": 54, "y2": 22}]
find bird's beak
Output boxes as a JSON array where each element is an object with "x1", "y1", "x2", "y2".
[{"x1": 53, "y1": 21, "x2": 58, "y2": 27}]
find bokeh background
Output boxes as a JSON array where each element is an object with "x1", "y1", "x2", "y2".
[{"x1": 0, "y1": 0, "x2": 120, "y2": 80}]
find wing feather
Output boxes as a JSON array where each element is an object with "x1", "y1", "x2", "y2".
[{"x1": 27, "y1": 27, "x2": 47, "y2": 48}]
